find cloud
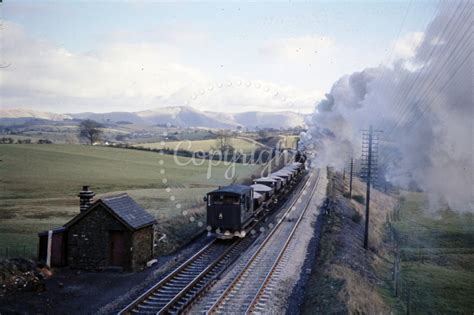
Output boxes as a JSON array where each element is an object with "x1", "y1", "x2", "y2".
[
  {"x1": 392, "y1": 31, "x2": 425, "y2": 59},
  {"x1": 302, "y1": 2, "x2": 473, "y2": 212},
  {"x1": 260, "y1": 35, "x2": 336, "y2": 62},
  {"x1": 179, "y1": 78, "x2": 321, "y2": 113},
  {"x1": 0, "y1": 22, "x2": 206, "y2": 108},
  {"x1": 0, "y1": 21, "x2": 316, "y2": 113}
]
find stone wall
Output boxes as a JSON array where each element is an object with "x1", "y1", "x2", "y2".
[
  {"x1": 67, "y1": 205, "x2": 132, "y2": 270},
  {"x1": 131, "y1": 225, "x2": 154, "y2": 271}
]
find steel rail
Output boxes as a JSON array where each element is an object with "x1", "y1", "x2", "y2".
[
  {"x1": 118, "y1": 239, "x2": 217, "y2": 315},
  {"x1": 205, "y1": 170, "x2": 318, "y2": 314},
  {"x1": 245, "y1": 170, "x2": 321, "y2": 314},
  {"x1": 157, "y1": 239, "x2": 244, "y2": 314}
]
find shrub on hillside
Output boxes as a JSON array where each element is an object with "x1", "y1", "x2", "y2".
[
  {"x1": 351, "y1": 211, "x2": 362, "y2": 223},
  {"x1": 353, "y1": 195, "x2": 365, "y2": 204}
]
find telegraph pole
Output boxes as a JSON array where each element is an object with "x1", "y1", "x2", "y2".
[
  {"x1": 361, "y1": 125, "x2": 381, "y2": 250},
  {"x1": 364, "y1": 127, "x2": 372, "y2": 250},
  {"x1": 349, "y1": 157, "x2": 354, "y2": 198}
]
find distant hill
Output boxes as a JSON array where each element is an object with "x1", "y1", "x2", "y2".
[
  {"x1": 135, "y1": 106, "x2": 237, "y2": 129},
  {"x1": 0, "y1": 106, "x2": 307, "y2": 130},
  {"x1": 0, "y1": 109, "x2": 72, "y2": 121},
  {"x1": 70, "y1": 111, "x2": 146, "y2": 125},
  {"x1": 205, "y1": 110, "x2": 306, "y2": 129}
]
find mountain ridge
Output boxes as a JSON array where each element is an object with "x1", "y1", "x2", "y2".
[{"x1": 0, "y1": 106, "x2": 307, "y2": 129}]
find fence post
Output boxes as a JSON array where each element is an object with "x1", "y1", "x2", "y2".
[{"x1": 406, "y1": 287, "x2": 411, "y2": 315}]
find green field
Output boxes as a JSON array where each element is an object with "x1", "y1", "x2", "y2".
[
  {"x1": 388, "y1": 192, "x2": 474, "y2": 314},
  {"x1": 136, "y1": 137, "x2": 264, "y2": 153},
  {"x1": 280, "y1": 135, "x2": 299, "y2": 149},
  {"x1": 0, "y1": 144, "x2": 261, "y2": 257}
]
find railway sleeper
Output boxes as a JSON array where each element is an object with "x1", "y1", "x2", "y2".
[
  {"x1": 146, "y1": 295, "x2": 173, "y2": 303},
  {"x1": 173, "y1": 274, "x2": 197, "y2": 280},
  {"x1": 186, "y1": 265, "x2": 207, "y2": 272},
  {"x1": 157, "y1": 288, "x2": 182, "y2": 296},
  {"x1": 167, "y1": 279, "x2": 191, "y2": 286},
  {"x1": 136, "y1": 303, "x2": 164, "y2": 311},
  {"x1": 131, "y1": 309, "x2": 157, "y2": 315},
  {"x1": 140, "y1": 300, "x2": 165, "y2": 309}
]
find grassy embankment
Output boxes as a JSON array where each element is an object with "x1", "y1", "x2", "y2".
[
  {"x1": 0, "y1": 144, "x2": 262, "y2": 257},
  {"x1": 384, "y1": 192, "x2": 474, "y2": 314},
  {"x1": 302, "y1": 171, "x2": 474, "y2": 314},
  {"x1": 302, "y1": 170, "x2": 396, "y2": 314}
]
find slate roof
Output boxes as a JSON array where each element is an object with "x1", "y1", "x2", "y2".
[
  {"x1": 102, "y1": 194, "x2": 157, "y2": 230},
  {"x1": 65, "y1": 194, "x2": 156, "y2": 231},
  {"x1": 210, "y1": 185, "x2": 251, "y2": 195}
]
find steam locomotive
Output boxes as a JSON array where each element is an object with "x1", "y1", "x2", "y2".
[{"x1": 205, "y1": 153, "x2": 306, "y2": 239}]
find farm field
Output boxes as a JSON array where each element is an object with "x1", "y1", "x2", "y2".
[
  {"x1": 0, "y1": 144, "x2": 261, "y2": 257},
  {"x1": 135, "y1": 137, "x2": 265, "y2": 153},
  {"x1": 280, "y1": 135, "x2": 299, "y2": 149},
  {"x1": 388, "y1": 192, "x2": 474, "y2": 314}
]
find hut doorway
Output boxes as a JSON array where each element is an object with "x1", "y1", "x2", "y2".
[{"x1": 109, "y1": 231, "x2": 126, "y2": 267}]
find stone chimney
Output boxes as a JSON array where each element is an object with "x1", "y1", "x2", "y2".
[{"x1": 78, "y1": 185, "x2": 95, "y2": 212}]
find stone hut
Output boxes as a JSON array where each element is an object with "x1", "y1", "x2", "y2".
[{"x1": 64, "y1": 194, "x2": 156, "y2": 271}]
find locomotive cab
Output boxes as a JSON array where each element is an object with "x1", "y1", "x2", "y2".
[{"x1": 206, "y1": 185, "x2": 254, "y2": 237}]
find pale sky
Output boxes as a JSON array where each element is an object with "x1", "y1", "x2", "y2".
[{"x1": 0, "y1": 1, "x2": 438, "y2": 114}]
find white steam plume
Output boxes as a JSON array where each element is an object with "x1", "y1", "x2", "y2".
[{"x1": 301, "y1": 1, "x2": 473, "y2": 212}]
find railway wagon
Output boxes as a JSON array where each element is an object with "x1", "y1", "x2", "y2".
[
  {"x1": 287, "y1": 166, "x2": 300, "y2": 178},
  {"x1": 205, "y1": 185, "x2": 254, "y2": 238},
  {"x1": 253, "y1": 191, "x2": 264, "y2": 209},
  {"x1": 291, "y1": 162, "x2": 304, "y2": 174},
  {"x1": 254, "y1": 176, "x2": 283, "y2": 191},
  {"x1": 269, "y1": 174, "x2": 288, "y2": 186},
  {"x1": 280, "y1": 167, "x2": 297, "y2": 180},
  {"x1": 270, "y1": 171, "x2": 292, "y2": 185},
  {"x1": 250, "y1": 183, "x2": 274, "y2": 199}
]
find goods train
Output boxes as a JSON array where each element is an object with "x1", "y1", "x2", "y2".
[{"x1": 205, "y1": 152, "x2": 307, "y2": 239}]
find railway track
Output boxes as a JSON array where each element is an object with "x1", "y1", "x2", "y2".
[
  {"x1": 118, "y1": 173, "x2": 311, "y2": 315},
  {"x1": 204, "y1": 170, "x2": 320, "y2": 314},
  {"x1": 118, "y1": 237, "x2": 252, "y2": 315}
]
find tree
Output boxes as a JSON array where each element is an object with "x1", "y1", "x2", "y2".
[
  {"x1": 0, "y1": 137, "x2": 14, "y2": 144},
  {"x1": 37, "y1": 139, "x2": 53, "y2": 144},
  {"x1": 216, "y1": 130, "x2": 229, "y2": 151},
  {"x1": 79, "y1": 119, "x2": 103, "y2": 145},
  {"x1": 257, "y1": 129, "x2": 268, "y2": 139}
]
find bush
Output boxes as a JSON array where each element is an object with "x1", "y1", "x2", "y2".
[
  {"x1": 37, "y1": 139, "x2": 53, "y2": 144},
  {"x1": 351, "y1": 211, "x2": 362, "y2": 223},
  {"x1": 16, "y1": 139, "x2": 32, "y2": 144},
  {"x1": 353, "y1": 194, "x2": 365, "y2": 204},
  {"x1": 0, "y1": 137, "x2": 14, "y2": 144}
]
